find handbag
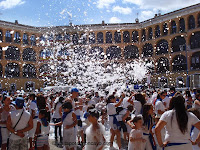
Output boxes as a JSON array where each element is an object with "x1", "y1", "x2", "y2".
[{"x1": 7, "y1": 109, "x2": 25, "y2": 149}]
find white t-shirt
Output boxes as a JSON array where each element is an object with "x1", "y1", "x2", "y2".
[
  {"x1": 155, "y1": 100, "x2": 165, "y2": 118},
  {"x1": 52, "y1": 102, "x2": 62, "y2": 119},
  {"x1": 162, "y1": 96, "x2": 171, "y2": 109},
  {"x1": 133, "y1": 100, "x2": 142, "y2": 115},
  {"x1": 160, "y1": 110, "x2": 200, "y2": 143},
  {"x1": 123, "y1": 97, "x2": 135, "y2": 108},
  {"x1": 107, "y1": 103, "x2": 116, "y2": 115},
  {"x1": 29, "y1": 101, "x2": 38, "y2": 117}
]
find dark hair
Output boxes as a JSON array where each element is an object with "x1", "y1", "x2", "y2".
[
  {"x1": 107, "y1": 95, "x2": 115, "y2": 104},
  {"x1": 196, "y1": 93, "x2": 200, "y2": 100},
  {"x1": 62, "y1": 102, "x2": 72, "y2": 110},
  {"x1": 169, "y1": 94, "x2": 188, "y2": 134},
  {"x1": 88, "y1": 108, "x2": 100, "y2": 119},
  {"x1": 29, "y1": 93, "x2": 36, "y2": 100},
  {"x1": 135, "y1": 93, "x2": 146, "y2": 106},
  {"x1": 142, "y1": 103, "x2": 153, "y2": 127},
  {"x1": 188, "y1": 108, "x2": 200, "y2": 120},
  {"x1": 127, "y1": 105, "x2": 134, "y2": 112},
  {"x1": 132, "y1": 116, "x2": 142, "y2": 123},
  {"x1": 87, "y1": 105, "x2": 95, "y2": 112},
  {"x1": 37, "y1": 94, "x2": 46, "y2": 110},
  {"x1": 54, "y1": 97, "x2": 64, "y2": 109},
  {"x1": 185, "y1": 90, "x2": 191, "y2": 97},
  {"x1": 2, "y1": 95, "x2": 10, "y2": 104},
  {"x1": 39, "y1": 109, "x2": 50, "y2": 125}
]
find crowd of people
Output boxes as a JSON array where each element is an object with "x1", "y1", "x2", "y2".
[{"x1": 0, "y1": 87, "x2": 200, "y2": 150}]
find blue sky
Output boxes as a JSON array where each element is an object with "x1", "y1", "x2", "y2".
[{"x1": 0, "y1": 0, "x2": 200, "y2": 27}]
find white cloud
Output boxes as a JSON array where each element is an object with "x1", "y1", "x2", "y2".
[
  {"x1": 96, "y1": 0, "x2": 116, "y2": 9},
  {"x1": 122, "y1": 0, "x2": 200, "y2": 11},
  {"x1": 109, "y1": 17, "x2": 121, "y2": 23},
  {"x1": 140, "y1": 10, "x2": 156, "y2": 21},
  {"x1": 0, "y1": 0, "x2": 25, "y2": 9},
  {"x1": 112, "y1": 6, "x2": 132, "y2": 15}
]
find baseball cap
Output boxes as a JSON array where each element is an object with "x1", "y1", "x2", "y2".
[
  {"x1": 71, "y1": 88, "x2": 79, "y2": 93},
  {"x1": 14, "y1": 97, "x2": 25, "y2": 107}
]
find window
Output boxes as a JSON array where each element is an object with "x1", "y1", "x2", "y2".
[
  {"x1": 56, "y1": 34, "x2": 63, "y2": 41},
  {"x1": 72, "y1": 33, "x2": 79, "y2": 45},
  {"x1": 106, "y1": 32, "x2": 112, "y2": 43},
  {"x1": 40, "y1": 49, "x2": 52, "y2": 59},
  {"x1": 191, "y1": 52, "x2": 200, "y2": 70},
  {"x1": 142, "y1": 43, "x2": 153, "y2": 57},
  {"x1": 171, "y1": 36, "x2": 186, "y2": 53},
  {"x1": 57, "y1": 63, "x2": 68, "y2": 73},
  {"x1": 64, "y1": 33, "x2": 70, "y2": 41},
  {"x1": 188, "y1": 15, "x2": 195, "y2": 30},
  {"x1": 39, "y1": 64, "x2": 49, "y2": 74},
  {"x1": 0, "y1": 46, "x2": 2, "y2": 59},
  {"x1": 5, "y1": 63, "x2": 20, "y2": 78},
  {"x1": 198, "y1": 14, "x2": 200, "y2": 27},
  {"x1": 155, "y1": 25, "x2": 160, "y2": 38},
  {"x1": 0, "y1": 30, "x2": 2, "y2": 42},
  {"x1": 159, "y1": 77, "x2": 168, "y2": 88},
  {"x1": 106, "y1": 46, "x2": 121, "y2": 59},
  {"x1": 80, "y1": 33, "x2": 87, "y2": 45},
  {"x1": 148, "y1": 27, "x2": 153, "y2": 40},
  {"x1": 132, "y1": 31, "x2": 138, "y2": 42},
  {"x1": 23, "y1": 64, "x2": 36, "y2": 78},
  {"x1": 141, "y1": 29, "x2": 146, "y2": 42},
  {"x1": 30, "y1": 35, "x2": 36, "y2": 46},
  {"x1": 172, "y1": 55, "x2": 187, "y2": 71},
  {"x1": 176, "y1": 77, "x2": 184, "y2": 88},
  {"x1": 123, "y1": 31, "x2": 130, "y2": 43},
  {"x1": 23, "y1": 48, "x2": 36, "y2": 61},
  {"x1": 23, "y1": 33, "x2": 29, "y2": 44},
  {"x1": 190, "y1": 31, "x2": 200, "y2": 49},
  {"x1": 124, "y1": 45, "x2": 139, "y2": 59},
  {"x1": 97, "y1": 32, "x2": 103, "y2": 44},
  {"x1": 40, "y1": 35, "x2": 46, "y2": 41},
  {"x1": 179, "y1": 18, "x2": 185, "y2": 32},
  {"x1": 14, "y1": 32, "x2": 20, "y2": 43},
  {"x1": 89, "y1": 32, "x2": 95, "y2": 44},
  {"x1": 5, "y1": 46, "x2": 20, "y2": 60},
  {"x1": 5, "y1": 30, "x2": 12, "y2": 42},
  {"x1": 156, "y1": 39, "x2": 169, "y2": 55},
  {"x1": 114, "y1": 31, "x2": 121, "y2": 43},
  {"x1": 157, "y1": 57, "x2": 169, "y2": 73},
  {"x1": 74, "y1": 47, "x2": 86, "y2": 60},
  {"x1": 163, "y1": 23, "x2": 168, "y2": 35},
  {"x1": 171, "y1": 20, "x2": 177, "y2": 34},
  {"x1": 90, "y1": 46, "x2": 104, "y2": 59},
  {"x1": 0, "y1": 63, "x2": 2, "y2": 77}
]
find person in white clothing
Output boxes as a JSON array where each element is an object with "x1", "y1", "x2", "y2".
[
  {"x1": 128, "y1": 116, "x2": 146, "y2": 150},
  {"x1": 0, "y1": 96, "x2": 15, "y2": 150},
  {"x1": 84, "y1": 108, "x2": 105, "y2": 150},
  {"x1": 188, "y1": 108, "x2": 200, "y2": 150},
  {"x1": 35, "y1": 109, "x2": 50, "y2": 150},
  {"x1": 155, "y1": 93, "x2": 200, "y2": 150},
  {"x1": 28, "y1": 93, "x2": 38, "y2": 150},
  {"x1": 52, "y1": 97, "x2": 64, "y2": 144},
  {"x1": 155, "y1": 92, "x2": 166, "y2": 118},
  {"x1": 6, "y1": 97, "x2": 33, "y2": 150},
  {"x1": 52, "y1": 102, "x2": 77, "y2": 150}
]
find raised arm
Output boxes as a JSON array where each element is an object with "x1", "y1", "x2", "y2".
[{"x1": 155, "y1": 120, "x2": 167, "y2": 147}]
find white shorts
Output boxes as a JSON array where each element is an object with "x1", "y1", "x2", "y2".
[
  {"x1": 164, "y1": 143, "x2": 192, "y2": 150},
  {"x1": 63, "y1": 128, "x2": 76, "y2": 149},
  {"x1": 28, "y1": 118, "x2": 38, "y2": 138},
  {"x1": 1, "y1": 127, "x2": 9, "y2": 144}
]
